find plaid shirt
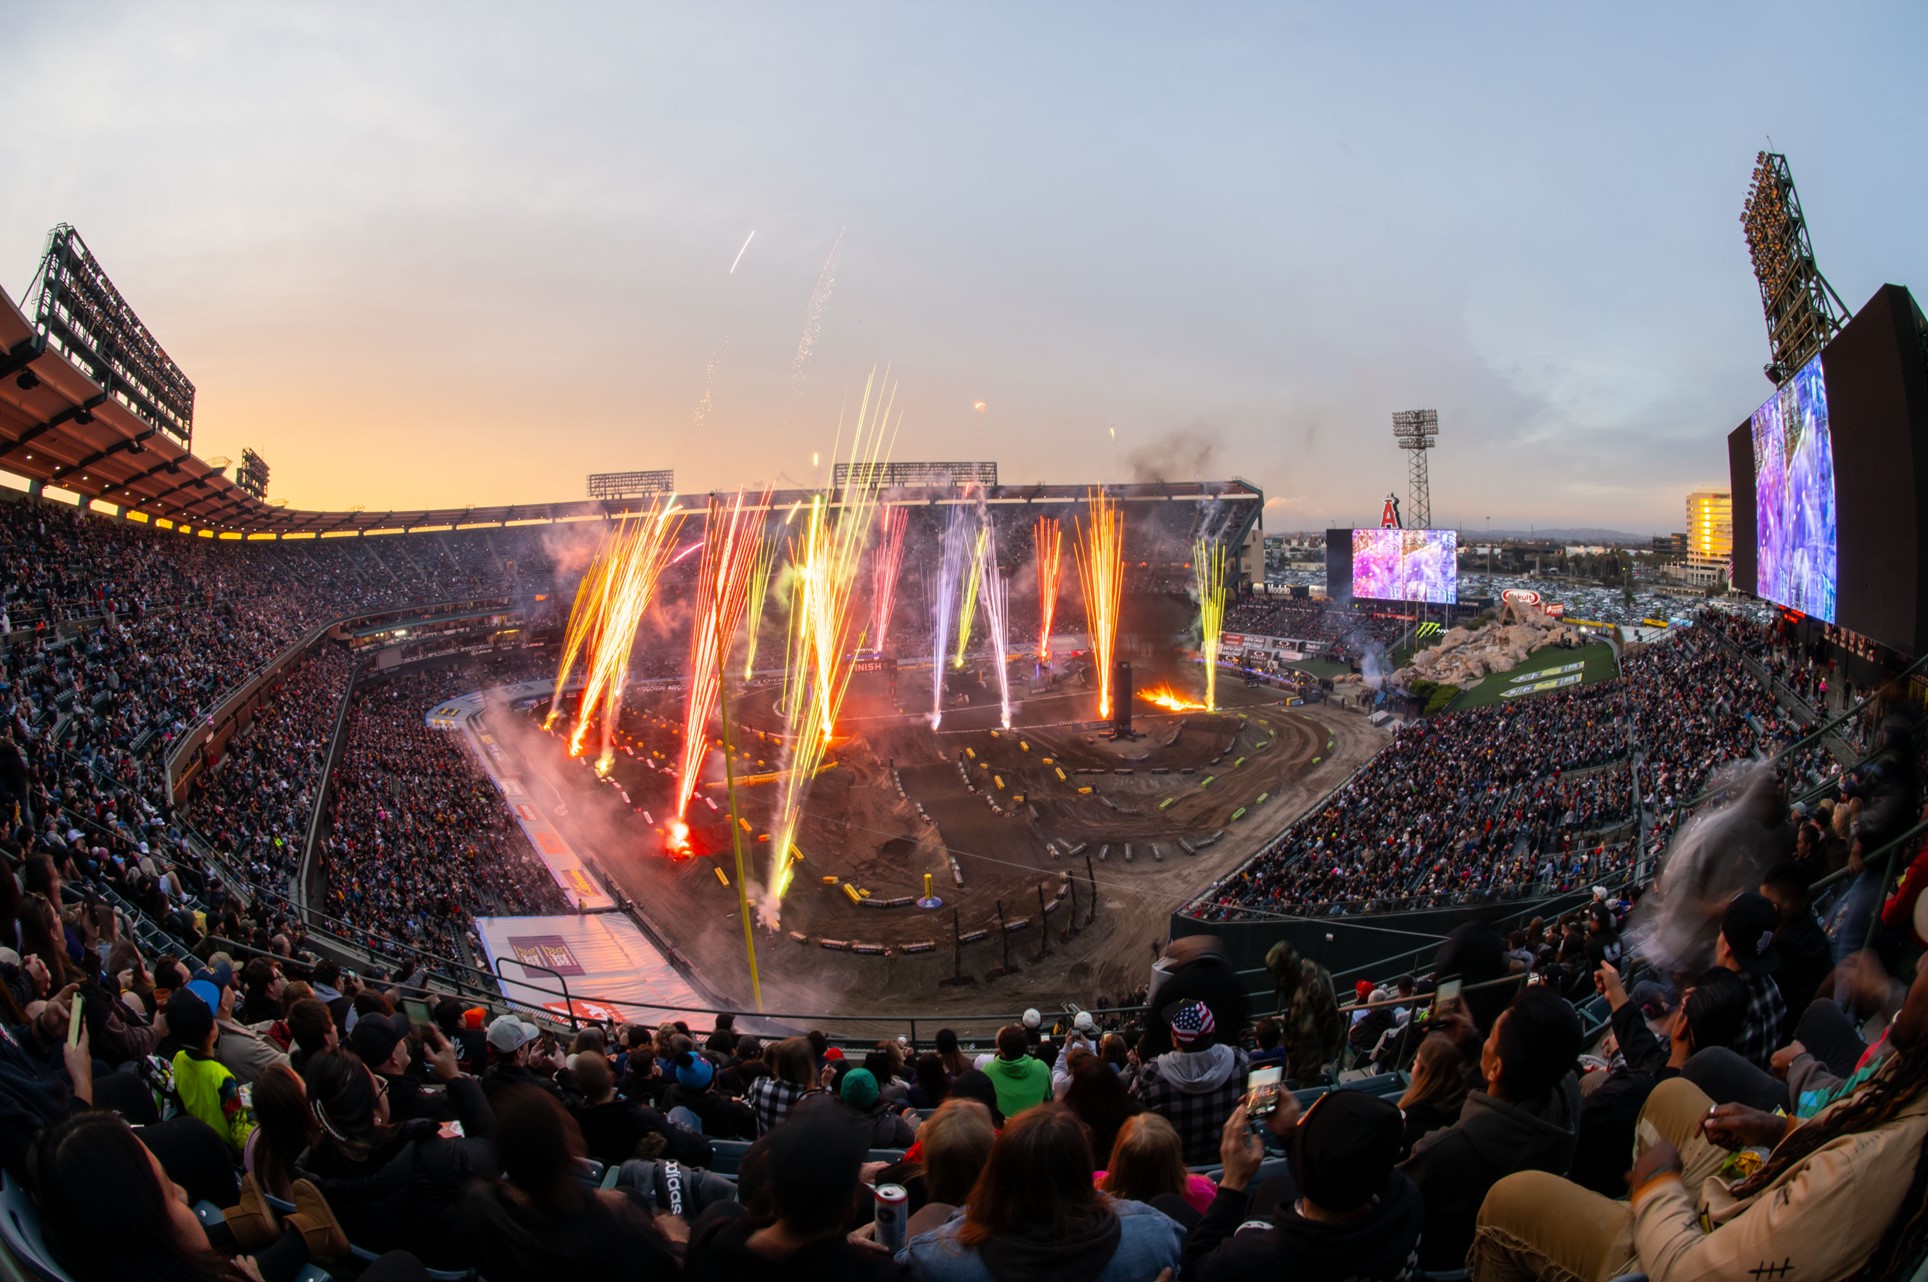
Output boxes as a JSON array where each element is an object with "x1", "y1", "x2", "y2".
[
  {"x1": 1732, "y1": 971, "x2": 1787, "y2": 1072},
  {"x1": 745, "y1": 1076, "x2": 810, "y2": 1136},
  {"x1": 1133, "y1": 1045, "x2": 1250, "y2": 1165}
]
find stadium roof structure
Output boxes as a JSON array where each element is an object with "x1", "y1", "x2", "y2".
[{"x1": 0, "y1": 284, "x2": 1261, "y2": 536}]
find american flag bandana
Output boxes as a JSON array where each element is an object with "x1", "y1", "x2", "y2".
[{"x1": 1169, "y1": 1000, "x2": 1215, "y2": 1045}]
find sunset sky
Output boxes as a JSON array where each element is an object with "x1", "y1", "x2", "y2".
[{"x1": 3, "y1": 3, "x2": 1923, "y2": 532}]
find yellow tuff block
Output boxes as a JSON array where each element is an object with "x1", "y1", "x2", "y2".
[
  {"x1": 843, "y1": 883, "x2": 863, "y2": 904},
  {"x1": 713, "y1": 866, "x2": 729, "y2": 888}
]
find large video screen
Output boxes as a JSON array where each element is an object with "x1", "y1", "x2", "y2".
[
  {"x1": 1350, "y1": 528, "x2": 1458, "y2": 604},
  {"x1": 1751, "y1": 353, "x2": 1837, "y2": 622}
]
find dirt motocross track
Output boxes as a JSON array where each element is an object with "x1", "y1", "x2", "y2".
[{"x1": 505, "y1": 672, "x2": 1383, "y2": 1033}]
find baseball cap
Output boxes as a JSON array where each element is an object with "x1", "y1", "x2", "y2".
[
  {"x1": 1021, "y1": 1008, "x2": 1041, "y2": 1030},
  {"x1": 1072, "y1": 1011, "x2": 1095, "y2": 1034},
  {"x1": 1288, "y1": 1089, "x2": 1404, "y2": 1214},
  {"x1": 348, "y1": 1012, "x2": 411, "y2": 1068},
  {"x1": 183, "y1": 979, "x2": 224, "y2": 1013},
  {"x1": 1721, "y1": 892, "x2": 1783, "y2": 976},
  {"x1": 191, "y1": 960, "x2": 233, "y2": 992},
  {"x1": 486, "y1": 1014, "x2": 540, "y2": 1053},
  {"x1": 840, "y1": 1067, "x2": 880, "y2": 1111},
  {"x1": 1166, "y1": 999, "x2": 1216, "y2": 1047}
]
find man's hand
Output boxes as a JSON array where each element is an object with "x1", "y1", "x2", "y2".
[
  {"x1": 24, "y1": 955, "x2": 49, "y2": 998},
  {"x1": 1218, "y1": 1106, "x2": 1265, "y2": 1191},
  {"x1": 1628, "y1": 1138, "x2": 1682, "y2": 1193},
  {"x1": 1769, "y1": 1041, "x2": 1806, "y2": 1079},
  {"x1": 1594, "y1": 961, "x2": 1627, "y2": 1010},
  {"x1": 1699, "y1": 1103, "x2": 1789, "y2": 1151},
  {"x1": 422, "y1": 1026, "x2": 460, "y2": 1082}
]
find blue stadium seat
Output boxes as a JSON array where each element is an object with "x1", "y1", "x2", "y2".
[
  {"x1": 706, "y1": 1139, "x2": 753, "y2": 1176},
  {"x1": 0, "y1": 1169, "x2": 76, "y2": 1282}
]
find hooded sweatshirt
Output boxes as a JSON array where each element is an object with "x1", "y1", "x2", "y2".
[
  {"x1": 902, "y1": 1200, "x2": 1184, "y2": 1282},
  {"x1": 1180, "y1": 1169, "x2": 1426, "y2": 1282},
  {"x1": 984, "y1": 1053, "x2": 1051, "y2": 1119},
  {"x1": 1132, "y1": 1043, "x2": 1250, "y2": 1165},
  {"x1": 1398, "y1": 1074, "x2": 1582, "y2": 1269}
]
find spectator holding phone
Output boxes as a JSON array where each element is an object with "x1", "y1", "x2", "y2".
[{"x1": 1184, "y1": 1093, "x2": 1423, "y2": 1282}]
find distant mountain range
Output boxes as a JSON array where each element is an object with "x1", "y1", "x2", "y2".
[{"x1": 1476, "y1": 527, "x2": 1658, "y2": 543}]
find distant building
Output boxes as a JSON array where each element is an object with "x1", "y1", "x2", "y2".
[{"x1": 1684, "y1": 490, "x2": 1732, "y2": 587}]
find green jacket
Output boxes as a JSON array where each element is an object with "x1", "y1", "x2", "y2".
[
  {"x1": 985, "y1": 1053, "x2": 1051, "y2": 1119},
  {"x1": 173, "y1": 1049, "x2": 255, "y2": 1155}
]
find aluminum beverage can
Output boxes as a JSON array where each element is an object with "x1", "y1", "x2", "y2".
[{"x1": 874, "y1": 1182, "x2": 909, "y2": 1251}]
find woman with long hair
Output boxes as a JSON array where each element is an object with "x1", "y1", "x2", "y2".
[
  {"x1": 1061, "y1": 1049, "x2": 1142, "y2": 1170},
  {"x1": 908, "y1": 1051, "x2": 952, "y2": 1109},
  {"x1": 31, "y1": 1110, "x2": 353, "y2": 1282},
  {"x1": 246, "y1": 1064, "x2": 312, "y2": 1202},
  {"x1": 295, "y1": 1047, "x2": 496, "y2": 1269},
  {"x1": 746, "y1": 1036, "x2": 819, "y2": 1135},
  {"x1": 901, "y1": 1103, "x2": 1183, "y2": 1282},
  {"x1": 458, "y1": 1086, "x2": 677, "y2": 1281},
  {"x1": 1398, "y1": 1033, "x2": 1471, "y2": 1156},
  {"x1": 17, "y1": 892, "x2": 84, "y2": 988},
  {"x1": 1097, "y1": 1113, "x2": 1217, "y2": 1221},
  {"x1": 1474, "y1": 952, "x2": 1928, "y2": 1282},
  {"x1": 934, "y1": 1028, "x2": 970, "y2": 1079}
]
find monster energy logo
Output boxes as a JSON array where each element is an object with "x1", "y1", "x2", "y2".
[{"x1": 1416, "y1": 622, "x2": 1442, "y2": 640}]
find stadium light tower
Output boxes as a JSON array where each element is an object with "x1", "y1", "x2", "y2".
[
  {"x1": 1391, "y1": 409, "x2": 1439, "y2": 531},
  {"x1": 1741, "y1": 151, "x2": 1849, "y2": 384}
]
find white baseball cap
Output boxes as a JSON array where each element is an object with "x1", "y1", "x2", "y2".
[
  {"x1": 486, "y1": 1014, "x2": 540, "y2": 1053},
  {"x1": 1021, "y1": 1008, "x2": 1041, "y2": 1030}
]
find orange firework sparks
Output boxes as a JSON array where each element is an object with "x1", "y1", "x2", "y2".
[
  {"x1": 870, "y1": 505, "x2": 908, "y2": 653},
  {"x1": 563, "y1": 500, "x2": 686, "y2": 769},
  {"x1": 1073, "y1": 488, "x2": 1125, "y2": 718},
  {"x1": 1138, "y1": 684, "x2": 1208, "y2": 712},
  {"x1": 1034, "y1": 515, "x2": 1061, "y2": 660},
  {"x1": 673, "y1": 491, "x2": 767, "y2": 834}
]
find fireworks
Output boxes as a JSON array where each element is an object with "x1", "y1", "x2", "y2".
[
  {"x1": 671, "y1": 491, "x2": 767, "y2": 848},
  {"x1": 1194, "y1": 537, "x2": 1228, "y2": 712},
  {"x1": 869, "y1": 505, "x2": 908, "y2": 654},
  {"x1": 741, "y1": 522, "x2": 780, "y2": 680},
  {"x1": 1034, "y1": 515, "x2": 1061, "y2": 660},
  {"x1": 768, "y1": 372, "x2": 899, "y2": 916},
  {"x1": 953, "y1": 521, "x2": 986, "y2": 669},
  {"x1": 556, "y1": 500, "x2": 687, "y2": 770},
  {"x1": 1073, "y1": 488, "x2": 1126, "y2": 718},
  {"x1": 929, "y1": 504, "x2": 973, "y2": 729},
  {"x1": 978, "y1": 517, "x2": 1013, "y2": 728}
]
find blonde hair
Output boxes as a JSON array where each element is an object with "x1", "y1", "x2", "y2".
[
  {"x1": 919, "y1": 1098, "x2": 997, "y2": 1204},
  {"x1": 1098, "y1": 1112, "x2": 1188, "y2": 1202}
]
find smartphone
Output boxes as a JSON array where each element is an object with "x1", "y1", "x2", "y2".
[
  {"x1": 67, "y1": 994, "x2": 85, "y2": 1048},
  {"x1": 437, "y1": 1120, "x2": 466, "y2": 1140},
  {"x1": 402, "y1": 997, "x2": 433, "y2": 1031},
  {"x1": 1434, "y1": 978, "x2": 1463, "y2": 1016},
  {"x1": 1244, "y1": 1065, "x2": 1284, "y2": 1119}
]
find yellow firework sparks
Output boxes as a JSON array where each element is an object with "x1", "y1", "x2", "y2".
[
  {"x1": 544, "y1": 539, "x2": 619, "y2": 730},
  {"x1": 1194, "y1": 537, "x2": 1228, "y2": 712},
  {"x1": 953, "y1": 522, "x2": 987, "y2": 669},
  {"x1": 767, "y1": 373, "x2": 898, "y2": 913},
  {"x1": 1073, "y1": 488, "x2": 1125, "y2": 719},
  {"x1": 741, "y1": 522, "x2": 780, "y2": 680},
  {"x1": 561, "y1": 500, "x2": 686, "y2": 768}
]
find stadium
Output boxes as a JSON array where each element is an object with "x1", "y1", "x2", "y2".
[{"x1": 5, "y1": 18, "x2": 1928, "y2": 1282}]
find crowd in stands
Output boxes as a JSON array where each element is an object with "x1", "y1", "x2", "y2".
[
  {"x1": 322, "y1": 667, "x2": 568, "y2": 961},
  {"x1": 6, "y1": 792, "x2": 1925, "y2": 1281},
  {"x1": 1190, "y1": 609, "x2": 1887, "y2": 921},
  {"x1": 1191, "y1": 677, "x2": 1639, "y2": 919}
]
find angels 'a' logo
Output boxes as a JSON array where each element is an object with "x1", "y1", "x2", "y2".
[
  {"x1": 1758, "y1": 930, "x2": 1776, "y2": 955},
  {"x1": 1381, "y1": 494, "x2": 1402, "y2": 529}
]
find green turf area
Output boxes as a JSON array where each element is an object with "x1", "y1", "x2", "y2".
[
  {"x1": 1448, "y1": 640, "x2": 1620, "y2": 710},
  {"x1": 1284, "y1": 656, "x2": 1349, "y2": 679}
]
